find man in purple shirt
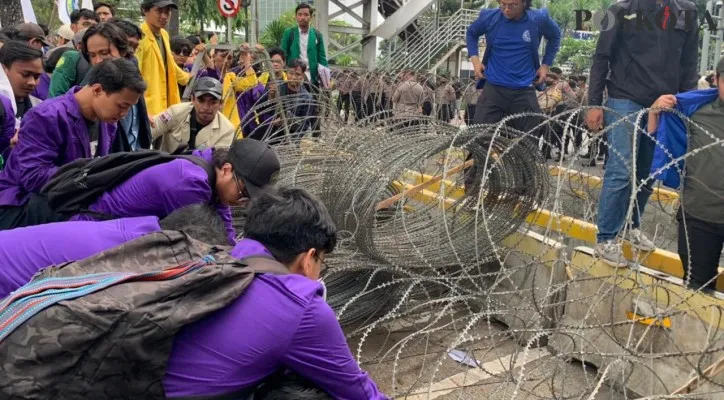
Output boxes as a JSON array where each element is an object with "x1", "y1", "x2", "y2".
[
  {"x1": 0, "y1": 94, "x2": 15, "y2": 160},
  {"x1": 72, "y1": 139, "x2": 281, "y2": 245},
  {"x1": 0, "y1": 58, "x2": 145, "y2": 231},
  {"x1": 0, "y1": 203, "x2": 227, "y2": 299},
  {"x1": 164, "y1": 186, "x2": 388, "y2": 400}
]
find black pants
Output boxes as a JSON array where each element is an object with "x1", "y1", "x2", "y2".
[
  {"x1": 0, "y1": 193, "x2": 67, "y2": 231},
  {"x1": 465, "y1": 104, "x2": 476, "y2": 126},
  {"x1": 438, "y1": 104, "x2": 453, "y2": 122},
  {"x1": 351, "y1": 91, "x2": 364, "y2": 122},
  {"x1": 677, "y1": 209, "x2": 724, "y2": 291},
  {"x1": 465, "y1": 82, "x2": 543, "y2": 193},
  {"x1": 337, "y1": 92, "x2": 351, "y2": 122},
  {"x1": 422, "y1": 101, "x2": 433, "y2": 116}
]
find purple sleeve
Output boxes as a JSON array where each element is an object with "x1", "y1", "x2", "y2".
[
  {"x1": 215, "y1": 203, "x2": 237, "y2": 245},
  {"x1": 197, "y1": 68, "x2": 221, "y2": 80},
  {"x1": 0, "y1": 96, "x2": 15, "y2": 155},
  {"x1": 281, "y1": 297, "x2": 388, "y2": 400},
  {"x1": 11, "y1": 110, "x2": 61, "y2": 193}
]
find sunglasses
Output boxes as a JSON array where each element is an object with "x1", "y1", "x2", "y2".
[{"x1": 176, "y1": 48, "x2": 191, "y2": 56}]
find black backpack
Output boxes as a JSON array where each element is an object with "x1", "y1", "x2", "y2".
[{"x1": 40, "y1": 151, "x2": 216, "y2": 217}]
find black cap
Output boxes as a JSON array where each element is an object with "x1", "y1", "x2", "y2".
[
  {"x1": 193, "y1": 77, "x2": 223, "y2": 100},
  {"x1": 142, "y1": 0, "x2": 178, "y2": 9},
  {"x1": 230, "y1": 139, "x2": 281, "y2": 197},
  {"x1": 15, "y1": 22, "x2": 51, "y2": 46}
]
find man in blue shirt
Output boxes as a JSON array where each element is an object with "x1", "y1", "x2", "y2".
[
  {"x1": 465, "y1": 0, "x2": 560, "y2": 130},
  {"x1": 464, "y1": 0, "x2": 560, "y2": 193}
]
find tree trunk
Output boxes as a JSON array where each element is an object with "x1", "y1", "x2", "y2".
[
  {"x1": 0, "y1": 0, "x2": 24, "y2": 29},
  {"x1": 168, "y1": 8, "x2": 179, "y2": 36}
]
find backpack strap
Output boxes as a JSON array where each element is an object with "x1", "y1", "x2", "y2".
[
  {"x1": 0, "y1": 255, "x2": 217, "y2": 344},
  {"x1": 240, "y1": 256, "x2": 290, "y2": 276}
]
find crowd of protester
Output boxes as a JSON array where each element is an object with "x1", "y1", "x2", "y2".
[{"x1": 1, "y1": 0, "x2": 723, "y2": 396}]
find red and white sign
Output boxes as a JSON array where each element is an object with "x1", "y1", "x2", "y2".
[{"x1": 217, "y1": 0, "x2": 241, "y2": 18}]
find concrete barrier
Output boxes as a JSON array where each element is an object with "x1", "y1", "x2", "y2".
[
  {"x1": 493, "y1": 230, "x2": 568, "y2": 345},
  {"x1": 547, "y1": 246, "x2": 724, "y2": 397}
]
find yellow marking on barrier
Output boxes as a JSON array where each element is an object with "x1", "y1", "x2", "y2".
[
  {"x1": 570, "y1": 249, "x2": 724, "y2": 329},
  {"x1": 625, "y1": 311, "x2": 672, "y2": 328},
  {"x1": 389, "y1": 181, "x2": 458, "y2": 210},
  {"x1": 400, "y1": 165, "x2": 680, "y2": 206},
  {"x1": 549, "y1": 166, "x2": 680, "y2": 206}
]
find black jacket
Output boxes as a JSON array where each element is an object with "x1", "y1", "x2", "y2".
[{"x1": 588, "y1": 0, "x2": 699, "y2": 107}]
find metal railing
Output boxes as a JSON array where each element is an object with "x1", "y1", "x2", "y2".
[{"x1": 379, "y1": 8, "x2": 479, "y2": 71}]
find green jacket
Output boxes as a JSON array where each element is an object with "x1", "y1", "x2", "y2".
[
  {"x1": 48, "y1": 50, "x2": 90, "y2": 98},
  {"x1": 281, "y1": 26, "x2": 328, "y2": 86}
]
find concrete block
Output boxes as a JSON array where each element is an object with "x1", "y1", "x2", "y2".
[{"x1": 548, "y1": 246, "x2": 724, "y2": 397}]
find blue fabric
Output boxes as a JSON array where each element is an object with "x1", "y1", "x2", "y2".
[
  {"x1": 466, "y1": 8, "x2": 561, "y2": 89},
  {"x1": 651, "y1": 89, "x2": 719, "y2": 189},
  {"x1": 120, "y1": 104, "x2": 140, "y2": 151},
  {"x1": 596, "y1": 98, "x2": 655, "y2": 243}
]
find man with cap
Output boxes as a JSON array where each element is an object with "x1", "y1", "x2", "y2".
[
  {"x1": 56, "y1": 24, "x2": 75, "y2": 47},
  {"x1": 11, "y1": 22, "x2": 52, "y2": 50},
  {"x1": 71, "y1": 140, "x2": 282, "y2": 245},
  {"x1": 137, "y1": 0, "x2": 192, "y2": 116},
  {"x1": 647, "y1": 57, "x2": 724, "y2": 292},
  {"x1": 152, "y1": 76, "x2": 234, "y2": 153}
]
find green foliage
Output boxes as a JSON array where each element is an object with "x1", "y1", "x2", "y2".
[
  {"x1": 555, "y1": 36, "x2": 597, "y2": 72},
  {"x1": 259, "y1": 9, "x2": 296, "y2": 48},
  {"x1": 179, "y1": 0, "x2": 246, "y2": 35},
  {"x1": 439, "y1": 0, "x2": 488, "y2": 16}
]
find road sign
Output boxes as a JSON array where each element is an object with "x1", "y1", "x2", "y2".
[{"x1": 217, "y1": 0, "x2": 241, "y2": 18}]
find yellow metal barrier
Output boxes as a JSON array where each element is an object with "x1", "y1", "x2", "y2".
[{"x1": 392, "y1": 179, "x2": 724, "y2": 292}]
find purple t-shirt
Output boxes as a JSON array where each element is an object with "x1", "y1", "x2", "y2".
[
  {"x1": 163, "y1": 239, "x2": 388, "y2": 400},
  {"x1": 0, "y1": 216, "x2": 160, "y2": 299},
  {"x1": 71, "y1": 148, "x2": 236, "y2": 244}
]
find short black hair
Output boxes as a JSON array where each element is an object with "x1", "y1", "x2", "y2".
[
  {"x1": 37, "y1": 23, "x2": 50, "y2": 36},
  {"x1": 0, "y1": 41, "x2": 42, "y2": 69},
  {"x1": 549, "y1": 66, "x2": 563, "y2": 75},
  {"x1": 94, "y1": 2, "x2": 115, "y2": 14},
  {"x1": 205, "y1": 32, "x2": 217, "y2": 41},
  {"x1": 268, "y1": 47, "x2": 286, "y2": 61},
  {"x1": 159, "y1": 204, "x2": 228, "y2": 246},
  {"x1": 71, "y1": 8, "x2": 100, "y2": 24},
  {"x1": 289, "y1": 59, "x2": 307, "y2": 74},
  {"x1": 171, "y1": 35, "x2": 193, "y2": 54},
  {"x1": 109, "y1": 19, "x2": 142, "y2": 40},
  {"x1": 243, "y1": 186, "x2": 337, "y2": 265},
  {"x1": 44, "y1": 47, "x2": 73, "y2": 73},
  {"x1": 82, "y1": 22, "x2": 130, "y2": 58},
  {"x1": 186, "y1": 34, "x2": 202, "y2": 46},
  {"x1": 295, "y1": 2, "x2": 314, "y2": 15},
  {"x1": 577, "y1": 75, "x2": 587, "y2": 84},
  {"x1": 85, "y1": 57, "x2": 147, "y2": 94}
]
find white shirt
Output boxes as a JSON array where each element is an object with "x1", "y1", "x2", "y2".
[
  {"x1": 299, "y1": 28, "x2": 312, "y2": 81},
  {"x1": 0, "y1": 67, "x2": 19, "y2": 129}
]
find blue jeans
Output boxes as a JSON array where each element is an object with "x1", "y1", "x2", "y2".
[{"x1": 596, "y1": 98, "x2": 655, "y2": 243}]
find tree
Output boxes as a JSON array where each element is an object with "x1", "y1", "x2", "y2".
[
  {"x1": 555, "y1": 36, "x2": 597, "y2": 72},
  {"x1": 180, "y1": 0, "x2": 246, "y2": 39},
  {"x1": 259, "y1": 10, "x2": 296, "y2": 48},
  {"x1": 1, "y1": 0, "x2": 25, "y2": 29}
]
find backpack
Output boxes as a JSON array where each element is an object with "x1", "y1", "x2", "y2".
[
  {"x1": 0, "y1": 230, "x2": 290, "y2": 399},
  {"x1": 40, "y1": 151, "x2": 216, "y2": 217}
]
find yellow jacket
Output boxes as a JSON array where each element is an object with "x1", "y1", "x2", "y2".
[
  {"x1": 219, "y1": 67, "x2": 271, "y2": 128},
  {"x1": 137, "y1": 22, "x2": 190, "y2": 116}
]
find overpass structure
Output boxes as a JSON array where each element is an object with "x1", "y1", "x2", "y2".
[{"x1": 314, "y1": 0, "x2": 477, "y2": 72}]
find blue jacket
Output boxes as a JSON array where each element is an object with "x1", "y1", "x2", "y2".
[
  {"x1": 651, "y1": 88, "x2": 718, "y2": 189},
  {"x1": 466, "y1": 8, "x2": 561, "y2": 89}
]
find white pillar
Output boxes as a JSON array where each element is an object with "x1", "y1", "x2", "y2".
[
  {"x1": 363, "y1": 0, "x2": 379, "y2": 70},
  {"x1": 316, "y1": 0, "x2": 330, "y2": 59}
]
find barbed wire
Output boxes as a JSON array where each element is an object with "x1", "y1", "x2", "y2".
[{"x1": 228, "y1": 59, "x2": 724, "y2": 398}]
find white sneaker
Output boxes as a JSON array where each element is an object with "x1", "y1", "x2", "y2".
[
  {"x1": 625, "y1": 229, "x2": 656, "y2": 252},
  {"x1": 595, "y1": 241, "x2": 628, "y2": 268}
]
